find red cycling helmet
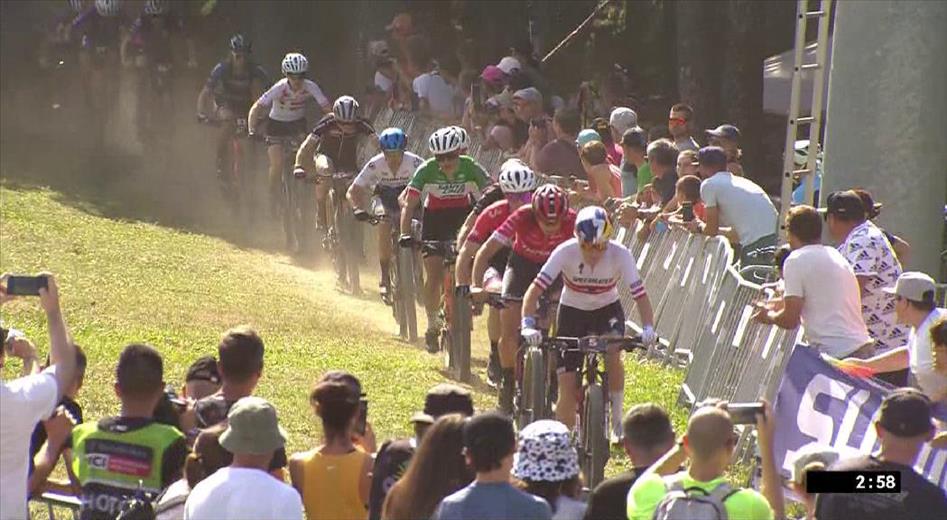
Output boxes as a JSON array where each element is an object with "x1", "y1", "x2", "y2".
[{"x1": 531, "y1": 184, "x2": 569, "y2": 221}]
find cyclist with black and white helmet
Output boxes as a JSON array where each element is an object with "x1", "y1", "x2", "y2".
[
  {"x1": 248, "y1": 51, "x2": 331, "y2": 218},
  {"x1": 294, "y1": 95, "x2": 375, "y2": 250},
  {"x1": 456, "y1": 159, "x2": 538, "y2": 385},
  {"x1": 197, "y1": 34, "x2": 267, "y2": 180},
  {"x1": 348, "y1": 128, "x2": 424, "y2": 297},
  {"x1": 451, "y1": 125, "x2": 470, "y2": 155},
  {"x1": 521, "y1": 205, "x2": 656, "y2": 441},
  {"x1": 400, "y1": 127, "x2": 491, "y2": 351}
]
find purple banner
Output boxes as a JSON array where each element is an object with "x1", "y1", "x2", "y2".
[{"x1": 773, "y1": 345, "x2": 947, "y2": 491}]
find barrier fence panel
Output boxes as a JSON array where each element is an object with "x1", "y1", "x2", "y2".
[
  {"x1": 654, "y1": 234, "x2": 708, "y2": 364},
  {"x1": 680, "y1": 271, "x2": 740, "y2": 406}
]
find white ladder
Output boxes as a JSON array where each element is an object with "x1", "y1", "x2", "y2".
[{"x1": 778, "y1": 0, "x2": 834, "y2": 241}]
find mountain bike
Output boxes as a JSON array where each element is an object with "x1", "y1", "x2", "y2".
[
  {"x1": 264, "y1": 134, "x2": 306, "y2": 251},
  {"x1": 199, "y1": 115, "x2": 253, "y2": 230},
  {"x1": 540, "y1": 334, "x2": 646, "y2": 488},
  {"x1": 318, "y1": 170, "x2": 363, "y2": 294},
  {"x1": 364, "y1": 203, "x2": 418, "y2": 342},
  {"x1": 420, "y1": 241, "x2": 460, "y2": 358},
  {"x1": 515, "y1": 291, "x2": 561, "y2": 430}
]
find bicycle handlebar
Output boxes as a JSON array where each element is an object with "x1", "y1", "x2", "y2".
[{"x1": 541, "y1": 335, "x2": 645, "y2": 354}]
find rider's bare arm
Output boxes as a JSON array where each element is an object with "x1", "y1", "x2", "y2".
[
  {"x1": 247, "y1": 100, "x2": 267, "y2": 134},
  {"x1": 521, "y1": 282, "x2": 543, "y2": 320},
  {"x1": 471, "y1": 237, "x2": 504, "y2": 290},
  {"x1": 456, "y1": 210, "x2": 478, "y2": 246},
  {"x1": 399, "y1": 191, "x2": 421, "y2": 236},
  {"x1": 294, "y1": 133, "x2": 319, "y2": 173},
  {"x1": 635, "y1": 293, "x2": 655, "y2": 329},
  {"x1": 346, "y1": 183, "x2": 370, "y2": 212},
  {"x1": 454, "y1": 238, "x2": 481, "y2": 286},
  {"x1": 196, "y1": 86, "x2": 213, "y2": 117}
]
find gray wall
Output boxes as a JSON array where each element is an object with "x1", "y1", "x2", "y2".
[{"x1": 822, "y1": 0, "x2": 946, "y2": 278}]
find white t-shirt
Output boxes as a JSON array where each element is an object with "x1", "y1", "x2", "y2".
[
  {"x1": 909, "y1": 308, "x2": 947, "y2": 400},
  {"x1": 536, "y1": 239, "x2": 647, "y2": 311},
  {"x1": 783, "y1": 244, "x2": 872, "y2": 358},
  {"x1": 155, "y1": 479, "x2": 189, "y2": 520},
  {"x1": 0, "y1": 369, "x2": 59, "y2": 520},
  {"x1": 184, "y1": 467, "x2": 302, "y2": 520},
  {"x1": 353, "y1": 151, "x2": 424, "y2": 189},
  {"x1": 700, "y1": 171, "x2": 778, "y2": 246},
  {"x1": 552, "y1": 495, "x2": 587, "y2": 520},
  {"x1": 375, "y1": 70, "x2": 394, "y2": 94},
  {"x1": 257, "y1": 78, "x2": 330, "y2": 122},
  {"x1": 412, "y1": 71, "x2": 459, "y2": 117}
]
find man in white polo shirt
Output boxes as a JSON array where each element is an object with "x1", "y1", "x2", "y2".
[
  {"x1": 753, "y1": 206, "x2": 873, "y2": 359},
  {"x1": 847, "y1": 272, "x2": 947, "y2": 401},
  {"x1": 694, "y1": 146, "x2": 778, "y2": 267}
]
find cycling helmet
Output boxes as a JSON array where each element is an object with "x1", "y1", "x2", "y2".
[
  {"x1": 498, "y1": 161, "x2": 537, "y2": 194},
  {"x1": 574, "y1": 206, "x2": 613, "y2": 245},
  {"x1": 69, "y1": 0, "x2": 86, "y2": 13},
  {"x1": 379, "y1": 128, "x2": 407, "y2": 151},
  {"x1": 281, "y1": 52, "x2": 309, "y2": 75},
  {"x1": 143, "y1": 0, "x2": 168, "y2": 15},
  {"x1": 531, "y1": 184, "x2": 569, "y2": 220},
  {"x1": 95, "y1": 0, "x2": 121, "y2": 17},
  {"x1": 428, "y1": 127, "x2": 462, "y2": 155},
  {"x1": 229, "y1": 33, "x2": 251, "y2": 53},
  {"x1": 332, "y1": 96, "x2": 360, "y2": 122},
  {"x1": 451, "y1": 126, "x2": 470, "y2": 150},
  {"x1": 793, "y1": 139, "x2": 823, "y2": 166}
]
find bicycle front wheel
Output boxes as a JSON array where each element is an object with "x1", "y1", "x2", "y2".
[
  {"x1": 522, "y1": 347, "x2": 547, "y2": 427},
  {"x1": 581, "y1": 383, "x2": 608, "y2": 488}
]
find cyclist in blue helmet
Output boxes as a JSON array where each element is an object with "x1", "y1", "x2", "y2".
[{"x1": 348, "y1": 128, "x2": 424, "y2": 297}]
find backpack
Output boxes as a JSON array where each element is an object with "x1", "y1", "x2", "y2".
[{"x1": 651, "y1": 474, "x2": 739, "y2": 520}]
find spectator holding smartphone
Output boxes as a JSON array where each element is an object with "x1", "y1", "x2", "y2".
[{"x1": 1, "y1": 273, "x2": 76, "y2": 519}]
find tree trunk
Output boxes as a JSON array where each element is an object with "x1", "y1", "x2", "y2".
[
  {"x1": 721, "y1": 0, "x2": 766, "y2": 181},
  {"x1": 675, "y1": 0, "x2": 724, "y2": 133}
]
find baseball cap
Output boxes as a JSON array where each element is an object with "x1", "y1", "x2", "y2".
[
  {"x1": 706, "y1": 124, "x2": 741, "y2": 140},
  {"x1": 697, "y1": 146, "x2": 728, "y2": 167},
  {"x1": 609, "y1": 107, "x2": 639, "y2": 135},
  {"x1": 576, "y1": 128, "x2": 602, "y2": 147},
  {"x1": 219, "y1": 396, "x2": 288, "y2": 455},
  {"x1": 480, "y1": 65, "x2": 506, "y2": 85},
  {"x1": 513, "y1": 420, "x2": 580, "y2": 482},
  {"x1": 496, "y1": 56, "x2": 522, "y2": 75},
  {"x1": 790, "y1": 444, "x2": 840, "y2": 484},
  {"x1": 819, "y1": 190, "x2": 865, "y2": 220},
  {"x1": 851, "y1": 188, "x2": 883, "y2": 219},
  {"x1": 877, "y1": 388, "x2": 934, "y2": 437},
  {"x1": 512, "y1": 87, "x2": 542, "y2": 105},
  {"x1": 621, "y1": 127, "x2": 647, "y2": 148},
  {"x1": 185, "y1": 356, "x2": 220, "y2": 385},
  {"x1": 410, "y1": 383, "x2": 475, "y2": 424},
  {"x1": 882, "y1": 271, "x2": 937, "y2": 303}
]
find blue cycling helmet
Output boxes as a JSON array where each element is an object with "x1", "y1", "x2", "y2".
[
  {"x1": 379, "y1": 127, "x2": 407, "y2": 151},
  {"x1": 574, "y1": 206, "x2": 613, "y2": 245}
]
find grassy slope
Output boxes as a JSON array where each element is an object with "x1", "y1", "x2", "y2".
[{"x1": 0, "y1": 184, "x2": 687, "y2": 478}]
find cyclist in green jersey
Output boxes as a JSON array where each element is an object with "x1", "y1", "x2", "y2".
[{"x1": 399, "y1": 127, "x2": 490, "y2": 351}]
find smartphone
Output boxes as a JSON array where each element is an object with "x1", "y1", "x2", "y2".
[
  {"x1": 681, "y1": 201, "x2": 695, "y2": 222},
  {"x1": 728, "y1": 403, "x2": 765, "y2": 425},
  {"x1": 356, "y1": 398, "x2": 368, "y2": 435},
  {"x1": 5, "y1": 275, "x2": 48, "y2": 296},
  {"x1": 530, "y1": 117, "x2": 547, "y2": 130}
]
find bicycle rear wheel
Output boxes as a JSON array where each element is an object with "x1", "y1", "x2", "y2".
[
  {"x1": 581, "y1": 383, "x2": 608, "y2": 489},
  {"x1": 281, "y1": 172, "x2": 296, "y2": 251},
  {"x1": 396, "y1": 246, "x2": 418, "y2": 342},
  {"x1": 449, "y1": 293, "x2": 472, "y2": 382}
]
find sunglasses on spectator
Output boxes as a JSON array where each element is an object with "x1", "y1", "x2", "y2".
[
  {"x1": 579, "y1": 241, "x2": 607, "y2": 252},
  {"x1": 669, "y1": 117, "x2": 687, "y2": 126},
  {"x1": 505, "y1": 192, "x2": 532, "y2": 204},
  {"x1": 435, "y1": 152, "x2": 460, "y2": 163}
]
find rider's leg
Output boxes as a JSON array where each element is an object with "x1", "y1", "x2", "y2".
[
  {"x1": 606, "y1": 346, "x2": 625, "y2": 439},
  {"x1": 487, "y1": 306, "x2": 501, "y2": 383},
  {"x1": 556, "y1": 370, "x2": 578, "y2": 429},
  {"x1": 267, "y1": 143, "x2": 283, "y2": 216},
  {"x1": 215, "y1": 105, "x2": 235, "y2": 176},
  {"x1": 422, "y1": 254, "x2": 445, "y2": 329},
  {"x1": 377, "y1": 221, "x2": 393, "y2": 286},
  {"x1": 498, "y1": 302, "x2": 521, "y2": 413},
  {"x1": 315, "y1": 182, "x2": 331, "y2": 233}
]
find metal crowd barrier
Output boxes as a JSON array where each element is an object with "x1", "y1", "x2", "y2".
[{"x1": 32, "y1": 492, "x2": 80, "y2": 520}]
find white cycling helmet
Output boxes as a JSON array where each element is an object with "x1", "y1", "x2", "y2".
[
  {"x1": 793, "y1": 139, "x2": 823, "y2": 167},
  {"x1": 450, "y1": 126, "x2": 470, "y2": 150},
  {"x1": 281, "y1": 52, "x2": 309, "y2": 75},
  {"x1": 428, "y1": 127, "x2": 462, "y2": 155},
  {"x1": 498, "y1": 161, "x2": 537, "y2": 194},
  {"x1": 332, "y1": 96, "x2": 359, "y2": 122},
  {"x1": 95, "y1": 0, "x2": 121, "y2": 17},
  {"x1": 143, "y1": 0, "x2": 168, "y2": 15}
]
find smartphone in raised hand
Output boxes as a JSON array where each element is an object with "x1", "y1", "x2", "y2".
[{"x1": 5, "y1": 275, "x2": 49, "y2": 296}]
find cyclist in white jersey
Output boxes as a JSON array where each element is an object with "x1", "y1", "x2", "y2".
[
  {"x1": 348, "y1": 128, "x2": 424, "y2": 295},
  {"x1": 521, "y1": 206, "x2": 657, "y2": 440},
  {"x1": 248, "y1": 52, "x2": 331, "y2": 217}
]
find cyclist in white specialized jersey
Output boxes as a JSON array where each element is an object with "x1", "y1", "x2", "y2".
[
  {"x1": 348, "y1": 127, "x2": 424, "y2": 297},
  {"x1": 248, "y1": 52, "x2": 331, "y2": 217},
  {"x1": 521, "y1": 205, "x2": 657, "y2": 441}
]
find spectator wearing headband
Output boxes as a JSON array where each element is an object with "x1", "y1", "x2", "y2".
[
  {"x1": 815, "y1": 388, "x2": 947, "y2": 519},
  {"x1": 182, "y1": 355, "x2": 220, "y2": 401}
]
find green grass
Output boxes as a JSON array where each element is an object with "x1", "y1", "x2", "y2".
[{"x1": 1, "y1": 184, "x2": 688, "y2": 480}]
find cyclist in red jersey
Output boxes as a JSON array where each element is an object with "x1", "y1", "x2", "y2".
[
  {"x1": 471, "y1": 184, "x2": 577, "y2": 413},
  {"x1": 456, "y1": 160, "x2": 537, "y2": 386}
]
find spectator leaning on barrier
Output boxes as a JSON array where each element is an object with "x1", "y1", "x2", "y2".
[
  {"x1": 825, "y1": 190, "x2": 911, "y2": 357},
  {"x1": 643, "y1": 138, "x2": 679, "y2": 209},
  {"x1": 69, "y1": 344, "x2": 187, "y2": 519},
  {"x1": 512, "y1": 420, "x2": 585, "y2": 520},
  {"x1": 619, "y1": 127, "x2": 649, "y2": 197},
  {"x1": 369, "y1": 383, "x2": 474, "y2": 520},
  {"x1": 535, "y1": 107, "x2": 584, "y2": 179},
  {"x1": 847, "y1": 272, "x2": 947, "y2": 402},
  {"x1": 432, "y1": 412, "x2": 552, "y2": 520},
  {"x1": 668, "y1": 103, "x2": 699, "y2": 152},
  {"x1": 382, "y1": 414, "x2": 472, "y2": 520},
  {"x1": 626, "y1": 401, "x2": 779, "y2": 520},
  {"x1": 585, "y1": 404, "x2": 675, "y2": 520},
  {"x1": 1, "y1": 274, "x2": 76, "y2": 519},
  {"x1": 184, "y1": 397, "x2": 303, "y2": 520},
  {"x1": 578, "y1": 141, "x2": 621, "y2": 204},
  {"x1": 814, "y1": 388, "x2": 947, "y2": 519},
  {"x1": 693, "y1": 146, "x2": 778, "y2": 267},
  {"x1": 753, "y1": 206, "x2": 873, "y2": 358}
]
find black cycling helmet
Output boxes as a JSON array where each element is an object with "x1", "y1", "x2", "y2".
[{"x1": 229, "y1": 33, "x2": 251, "y2": 53}]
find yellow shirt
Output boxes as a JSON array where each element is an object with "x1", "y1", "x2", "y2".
[{"x1": 298, "y1": 448, "x2": 371, "y2": 520}]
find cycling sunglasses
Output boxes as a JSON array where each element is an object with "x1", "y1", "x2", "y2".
[
  {"x1": 579, "y1": 241, "x2": 607, "y2": 252},
  {"x1": 286, "y1": 72, "x2": 306, "y2": 79},
  {"x1": 435, "y1": 152, "x2": 460, "y2": 163},
  {"x1": 504, "y1": 192, "x2": 532, "y2": 204}
]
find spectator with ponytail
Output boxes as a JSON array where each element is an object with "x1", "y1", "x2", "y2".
[
  {"x1": 291, "y1": 372, "x2": 373, "y2": 520},
  {"x1": 155, "y1": 424, "x2": 231, "y2": 520}
]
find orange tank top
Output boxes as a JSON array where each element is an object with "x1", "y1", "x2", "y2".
[{"x1": 299, "y1": 448, "x2": 371, "y2": 520}]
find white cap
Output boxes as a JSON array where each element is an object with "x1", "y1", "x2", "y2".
[
  {"x1": 496, "y1": 56, "x2": 522, "y2": 75},
  {"x1": 609, "y1": 107, "x2": 639, "y2": 135}
]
